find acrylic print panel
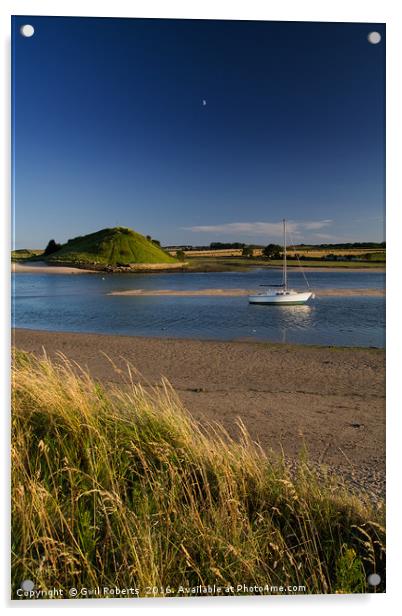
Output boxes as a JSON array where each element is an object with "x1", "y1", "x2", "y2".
[{"x1": 11, "y1": 16, "x2": 385, "y2": 599}]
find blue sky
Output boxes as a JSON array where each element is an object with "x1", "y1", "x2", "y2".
[{"x1": 12, "y1": 17, "x2": 385, "y2": 248}]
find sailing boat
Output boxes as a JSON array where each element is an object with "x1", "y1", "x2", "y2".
[{"x1": 248, "y1": 219, "x2": 314, "y2": 305}]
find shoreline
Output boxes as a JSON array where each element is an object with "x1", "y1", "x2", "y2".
[
  {"x1": 12, "y1": 326, "x2": 384, "y2": 351},
  {"x1": 13, "y1": 328, "x2": 385, "y2": 499},
  {"x1": 108, "y1": 287, "x2": 385, "y2": 297},
  {"x1": 12, "y1": 262, "x2": 96, "y2": 275},
  {"x1": 12, "y1": 261, "x2": 385, "y2": 275}
]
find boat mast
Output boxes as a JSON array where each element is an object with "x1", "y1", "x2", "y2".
[{"x1": 283, "y1": 218, "x2": 287, "y2": 291}]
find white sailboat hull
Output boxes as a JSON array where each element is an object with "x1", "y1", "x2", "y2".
[
  {"x1": 248, "y1": 220, "x2": 314, "y2": 306},
  {"x1": 248, "y1": 290, "x2": 313, "y2": 305}
]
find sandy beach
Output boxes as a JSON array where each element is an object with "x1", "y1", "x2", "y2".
[
  {"x1": 13, "y1": 328, "x2": 385, "y2": 500},
  {"x1": 108, "y1": 287, "x2": 385, "y2": 297},
  {"x1": 12, "y1": 261, "x2": 95, "y2": 275}
]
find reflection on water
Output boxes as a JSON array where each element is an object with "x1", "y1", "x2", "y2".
[
  {"x1": 12, "y1": 270, "x2": 385, "y2": 347},
  {"x1": 251, "y1": 303, "x2": 314, "y2": 344}
]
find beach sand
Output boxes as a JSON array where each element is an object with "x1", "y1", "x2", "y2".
[
  {"x1": 13, "y1": 328, "x2": 385, "y2": 500},
  {"x1": 108, "y1": 287, "x2": 384, "y2": 297},
  {"x1": 12, "y1": 261, "x2": 96, "y2": 274}
]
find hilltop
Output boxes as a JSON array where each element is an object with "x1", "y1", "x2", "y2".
[{"x1": 37, "y1": 227, "x2": 178, "y2": 269}]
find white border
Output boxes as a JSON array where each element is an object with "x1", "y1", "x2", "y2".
[{"x1": 2, "y1": 1, "x2": 400, "y2": 614}]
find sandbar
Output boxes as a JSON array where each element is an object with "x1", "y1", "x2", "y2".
[{"x1": 108, "y1": 287, "x2": 385, "y2": 297}]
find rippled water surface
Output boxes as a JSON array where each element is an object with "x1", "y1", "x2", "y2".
[{"x1": 12, "y1": 269, "x2": 385, "y2": 347}]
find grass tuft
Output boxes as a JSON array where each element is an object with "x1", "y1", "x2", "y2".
[{"x1": 12, "y1": 350, "x2": 385, "y2": 597}]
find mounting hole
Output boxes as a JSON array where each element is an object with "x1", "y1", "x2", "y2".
[
  {"x1": 20, "y1": 24, "x2": 35, "y2": 38},
  {"x1": 367, "y1": 573, "x2": 381, "y2": 586},
  {"x1": 21, "y1": 579, "x2": 35, "y2": 591},
  {"x1": 367, "y1": 31, "x2": 381, "y2": 45}
]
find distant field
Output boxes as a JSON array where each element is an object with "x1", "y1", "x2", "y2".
[
  {"x1": 168, "y1": 247, "x2": 385, "y2": 269},
  {"x1": 262, "y1": 259, "x2": 384, "y2": 269},
  {"x1": 183, "y1": 257, "x2": 384, "y2": 272},
  {"x1": 11, "y1": 249, "x2": 44, "y2": 261},
  {"x1": 177, "y1": 248, "x2": 249, "y2": 257},
  {"x1": 170, "y1": 247, "x2": 385, "y2": 259}
]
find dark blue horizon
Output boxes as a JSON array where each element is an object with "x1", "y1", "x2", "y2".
[{"x1": 12, "y1": 16, "x2": 385, "y2": 249}]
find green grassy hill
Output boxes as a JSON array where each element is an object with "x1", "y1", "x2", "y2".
[{"x1": 43, "y1": 227, "x2": 177, "y2": 267}]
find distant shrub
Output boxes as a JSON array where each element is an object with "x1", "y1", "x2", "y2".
[
  {"x1": 44, "y1": 239, "x2": 61, "y2": 256},
  {"x1": 210, "y1": 242, "x2": 246, "y2": 249},
  {"x1": 242, "y1": 246, "x2": 253, "y2": 258},
  {"x1": 263, "y1": 244, "x2": 282, "y2": 259}
]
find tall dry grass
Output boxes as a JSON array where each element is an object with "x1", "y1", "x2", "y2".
[{"x1": 11, "y1": 350, "x2": 385, "y2": 598}]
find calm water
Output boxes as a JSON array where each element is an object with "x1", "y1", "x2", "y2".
[{"x1": 12, "y1": 269, "x2": 385, "y2": 347}]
